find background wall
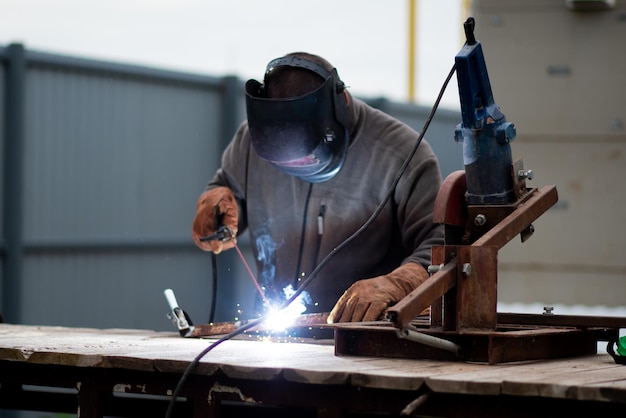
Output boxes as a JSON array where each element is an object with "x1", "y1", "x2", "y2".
[{"x1": 472, "y1": 0, "x2": 626, "y2": 309}]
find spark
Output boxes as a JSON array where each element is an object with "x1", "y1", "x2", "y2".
[{"x1": 263, "y1": 285, "x2": 310, "y2": 332}]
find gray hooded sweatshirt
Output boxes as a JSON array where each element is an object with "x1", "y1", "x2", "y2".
[{"x1": 207, "y1": 97, "x2": 444, "y2": 314}]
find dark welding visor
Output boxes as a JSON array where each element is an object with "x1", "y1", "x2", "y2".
[{"x1": 245, "y1": 76, "x2": 349, "y2": 182}]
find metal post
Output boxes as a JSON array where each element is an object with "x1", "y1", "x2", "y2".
[{"x1": 2, "y1": 43, "x2": 26, "y2": 323}]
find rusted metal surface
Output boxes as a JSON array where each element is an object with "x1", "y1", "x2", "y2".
[
  {"x1": 333, "y1": 320, "x2": 617, "y2": 364},
  {"x1": 433, "y1": 170, "x2": 468, "y2": 226},
  {"x1": 473, "y1": 185, "x2": 558, "y2": 249},
  {"x1": 188, "y1": 312, "x2": 331, "y2": 338},
  {"x1": 498, "y1": 313, "x2": 626, "y2": 329},
  {"x1": 361, "y1": 173, "x2": 619, "y2": 364},
  {"x1": 334, "y1": 322, "x2": 459, "y2": 362},
  {"x1": 387, "y1": 261, "x2": 457, "y2": 330},
  {"x1": 456, "y1": 244, "x2": 498, "y2": 330},
  {"x1": 189, "y1": 321, "x2": 239, "y2": 337},
  {"x1": 389, "y1": 183, "x2": 558, "y2": 331},
  {"x1": 429, "y1": 246, "x2": 445, "y2": 328}
]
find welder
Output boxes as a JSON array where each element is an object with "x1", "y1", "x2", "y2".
[{"x1": 192, "y1": 52, "x2": 444, "y2": 323}]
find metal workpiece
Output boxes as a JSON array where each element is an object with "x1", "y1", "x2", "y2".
[
  {"x1": 187, "y1": 312, "x2": 332, "y2": 338},
  {"x1": 165, "y1": 282, "x2": 331, "y2": 338}
]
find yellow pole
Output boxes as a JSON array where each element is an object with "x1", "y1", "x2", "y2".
[
  {"x1": 461, "y1": 0, "x2": 472, "y2": 44},
  {"x1": 408, "y1": 0, "x2": 416, "y2": 103},
  {"x1": 462, "y1": 0, "x2": 472, "y2": 18}
]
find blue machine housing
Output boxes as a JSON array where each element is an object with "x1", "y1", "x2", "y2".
[{"x1": 454, "y1": 18, "x2": 517, "y2": 205}]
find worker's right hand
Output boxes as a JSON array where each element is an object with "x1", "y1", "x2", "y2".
[
  {"x1": 327, "y1": 262, "x2": 429, "y2": 323},
  {"x1": 192, "y1": 186, "x2": 239, "y2": 254}
]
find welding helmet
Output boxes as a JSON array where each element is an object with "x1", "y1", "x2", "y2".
[{"x1": 245, "y1": 56, "x2": 350, "y2": 183}]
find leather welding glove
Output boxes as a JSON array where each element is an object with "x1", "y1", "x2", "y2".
[
  {"x1": 192, "y1": 186, "x2": 238, "y2": 254},
  {"x1": 327, "y1": 262, "x2": 429, "y2": 323}
]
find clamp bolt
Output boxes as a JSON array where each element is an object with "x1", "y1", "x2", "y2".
[
  {"x1": 427, "y1": 264, "x2": 445, "y2": 275},
  {"x1": 474, "y1": 214, "x2": 487, "y2": 226},
  {"x1": 517, "y1": 169, "x2": 534, "y2": 180},
  {"x1": 543, "y1": 306, "x2": 554, "y2": 315},
  {"x1": 461, "y1": 263, "x2": 472, "y2": 277}
]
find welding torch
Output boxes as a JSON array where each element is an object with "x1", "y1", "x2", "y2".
[
  {"x1": 198, "y1": 225, "x2": 235, "y2": 243},
  {"x1": 199, "y1": 225, "x2": 270, "y2": 306},
  {"x1": 198, "y1": 197, "x2": 237, "y2": 246}
]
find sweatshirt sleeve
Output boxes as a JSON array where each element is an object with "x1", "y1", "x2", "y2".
[
  {"x1": 396, "y1": 138, "x2": 445, "y2": 270},
  {"x1": 206, "y1": 121, "x2": 251, "y2": 232}
]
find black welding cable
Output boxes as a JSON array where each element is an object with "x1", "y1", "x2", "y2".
[
  {"x1": 164, "y1": 62, "x2": 457, "y2": 418},
  {"x1": 165, "y1": 315, "x2": 267, "y2": 417},
  {"x1": 209, "y1": 253, "x2": 218, "y2": 324},
  {"x1": 287, "y1": 62, "x2": 458, "y2": 309}
]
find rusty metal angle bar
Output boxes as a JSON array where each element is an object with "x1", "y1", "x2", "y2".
[
  {"x1": 474, "y1": 185, "x2": 558, "y2": 249},
  {"x1": 497, "y1": 313, "x2": 626, "y2": 329},
  {"x1": 387, "y1": 259, "x2": 457, "y2": 329}
]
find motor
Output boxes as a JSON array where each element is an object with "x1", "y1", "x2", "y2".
[{"x1": 454, "y1": 17, "x2": 517, "y2": 206}]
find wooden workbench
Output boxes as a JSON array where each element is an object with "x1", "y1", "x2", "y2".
[{"x1": 0, "y1": 323, "x2": 624, "y2": 417}]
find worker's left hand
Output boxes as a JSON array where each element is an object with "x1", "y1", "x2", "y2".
[{"x1": 327, "y1": 262, "x2": 429, "y2": 323}]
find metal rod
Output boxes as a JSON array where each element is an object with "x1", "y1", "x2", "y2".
[
  {"x1": 234, "y1": 242, "x2": 269, "y2": 306},
  {"x1": 400, "y1": 392, "x2": 431, "y2": 416},
  {"x1": 396, "y1": 325, "x2": 461, "y2": 357}
]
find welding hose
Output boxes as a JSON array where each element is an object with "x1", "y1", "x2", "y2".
[{"x1": 209, "y1": 253, "x2": 217, "y2": 323}]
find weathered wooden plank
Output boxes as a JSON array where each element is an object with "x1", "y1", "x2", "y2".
[
  {"x1": 208, "y1": 338, "x2": 345, "y2": 384},
  {"x1": 0, "y1": 347, "x2": 30, "y2": 362},
  {"x1": 578, "y1": 376, "x2": 626, "y2": 403},
  {"x1": 0, "y1": 323, "x2": 624, "y2": 407},
  {"x1": 500, "y1": 355, "x2": 626, "y2": 401},
  {"x1": 423, "y1": 356, "x2": 596, "y2": 396},
  {"x1": 425, "y1": 367, "x2": 509, "y2": 396},
  {"x1": 425, "y1": 354, "x2": 626, "y2": 403},
  {"x1": 349, "y1": 358, "x2": 486, "y2": 391}
]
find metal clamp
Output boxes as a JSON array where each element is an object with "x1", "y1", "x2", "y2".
[{"x1": 164, "y1": 288, "x2": 194, "y2": 337}]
